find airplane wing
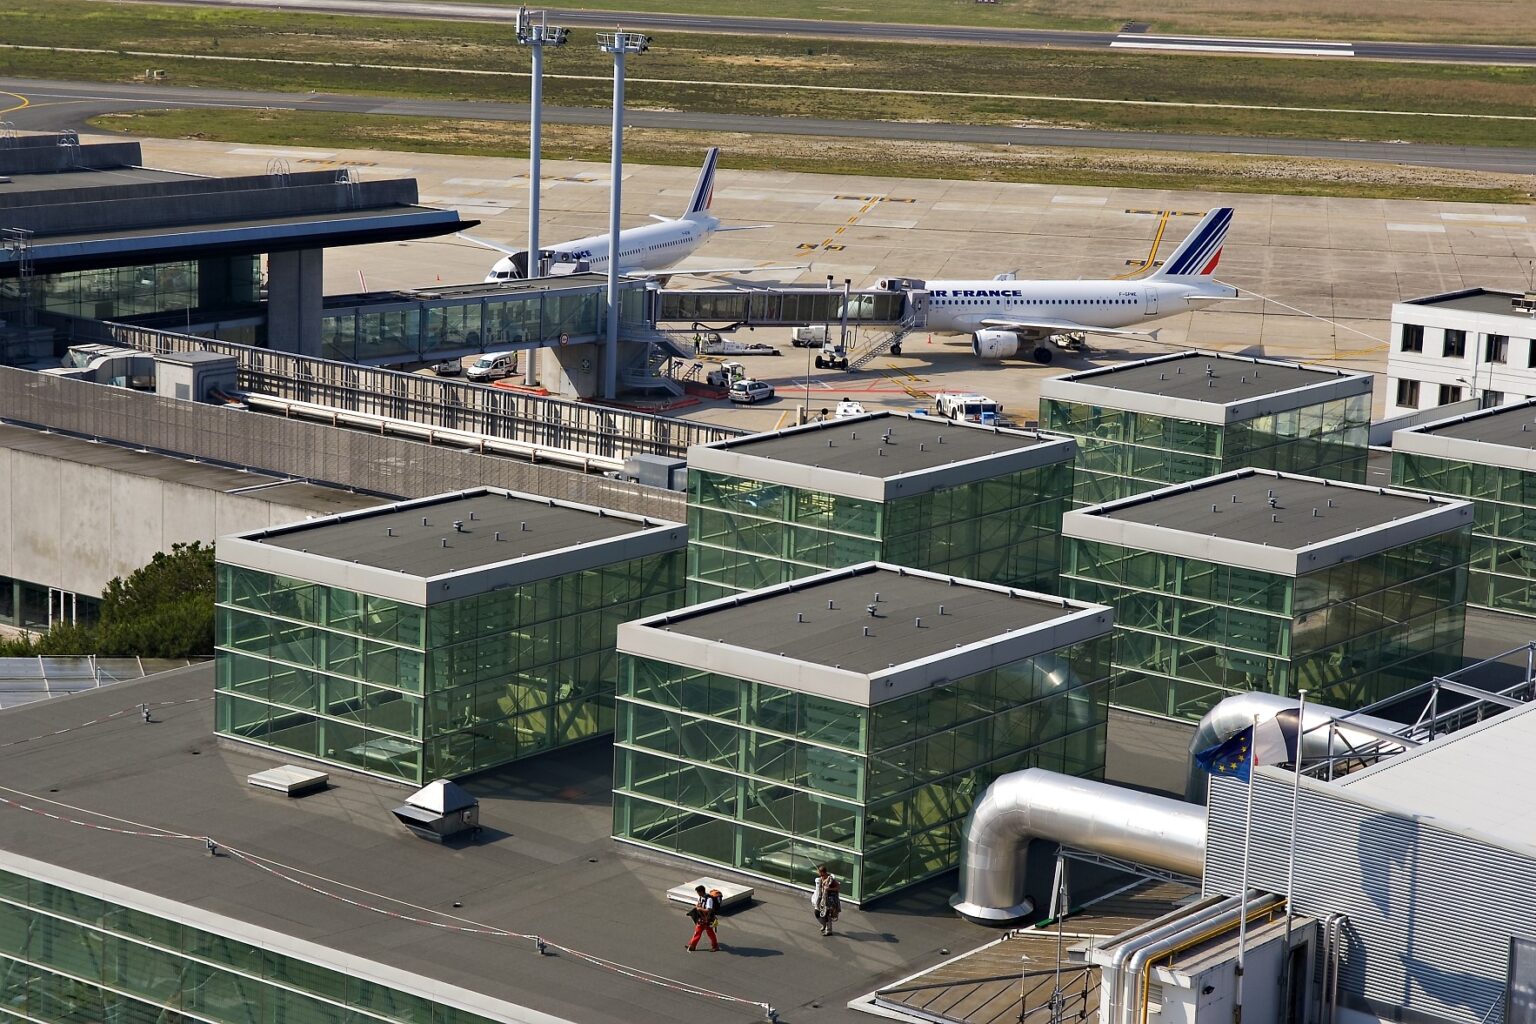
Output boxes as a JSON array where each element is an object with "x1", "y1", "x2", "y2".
[
  {"x1": 456, "y1": 232, "x2": 520, "y2": 256},
  {"x1": 980, "y1": 316, "x2": 1162, "y2": 342},
  {"x1": 711, "y1": 225, "x2": 774, "y2": 232},
  {"x1": 662, "y1": 263, "x2": 809, "y2": 278}
]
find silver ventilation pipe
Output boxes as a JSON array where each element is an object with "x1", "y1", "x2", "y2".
[
  {"x1": 1184, "y1": 693, "x2": 1414, "y2": 803},
  {"x1": 951, "y1": 768, "x2": 1207, "y2": 924}
]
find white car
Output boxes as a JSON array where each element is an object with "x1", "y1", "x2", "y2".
[
  {"x1": 466, "y1": 351, "x2": 517, "y2": 382},
  {"x1": 729, "y1": 380, "x2": 775, "y2": 404}
]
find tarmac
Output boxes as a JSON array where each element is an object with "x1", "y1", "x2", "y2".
[{"x1": 133, "y1": 137, "x2": 1536, "y2": 434}]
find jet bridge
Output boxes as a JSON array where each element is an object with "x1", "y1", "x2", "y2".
[{"x1": 651, "y1": 285, "x2": 917, "y2": 328}]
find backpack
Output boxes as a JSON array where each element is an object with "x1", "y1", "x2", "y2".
[{"x1": 706, "y1": 888, "x2": 725, "y2": 922}]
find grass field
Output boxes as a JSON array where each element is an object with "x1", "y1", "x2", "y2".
[
  {"x1": 6, "y1": 2, "x2": 1536, "y2": 149},
  {"x1": 90, "y1": 108, "x2": 1536, "y2": 205},
  {"x1": 443, "y1": 0, "x2": 1536, "y2": 45}
]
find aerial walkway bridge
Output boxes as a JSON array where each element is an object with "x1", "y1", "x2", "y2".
[{"x1": 652, "y1": 285, "x2": 928, "y2": 372}]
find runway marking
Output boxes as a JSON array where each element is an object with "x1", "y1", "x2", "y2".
[
  {"x1": 0, "y1": 91, "x2": 30, "y2": 116},
  {"x1": 813, "y1": 194, "x2": 883, "y2": 253},
  {"x1": 1115, "y1": 210, "x2": 1172, "y2": 279},
  {"x1": 1110, "y1": 39, "x2": 1356, "y2": 57},
  {"x1": 1441, "y1": 213, "x2": 1528, "y2": 223},
  {"x1": 6, "y1": 45, "x2": 1531, "y2": 123},
  {"x1": 1387, "y1": 223, "x2": 1446, "y2": 233}
]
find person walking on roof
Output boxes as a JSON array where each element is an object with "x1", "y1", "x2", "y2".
[
  {"x1": 811, "y1": 865, "x2": 842, "y2": 936},
  {"x1": 686, "y1": 885, "x2": 720, "y2": 952}
]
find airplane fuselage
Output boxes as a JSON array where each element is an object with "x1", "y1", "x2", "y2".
[
  {"x1": 486, "y1": 216, "x2": 715, "y2": 282},
  {"x1": 924, "y1": 279, "x2": 1229, "y2": 335}
]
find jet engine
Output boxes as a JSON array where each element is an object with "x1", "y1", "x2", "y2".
[{"x1": 972, "y1": 329, "x2": 1021, "y2": 359}]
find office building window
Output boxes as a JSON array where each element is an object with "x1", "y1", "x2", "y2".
[
  {"x1": 1400, "y1": 323, "x2": 1424, "y2": 352},
  {"x1": 1482, "y1": 390, "x2": 1505, "y2": 409},
  {"x1": 1487, "y1": 335, "x2": 1509, "y2": 364},
  {"x1": 1395, "y1": 379, "x2": 1420, "y2": 409},
  {"x1": 1527, "y1": 340, "x2": 1536, "y2": 368},
  {"x1": 1443, "y1": 330, "x2": 1467, "y2": 358},
  {"x1": 1438, "y1": 384, "x2": 1464, "y2": 405}
]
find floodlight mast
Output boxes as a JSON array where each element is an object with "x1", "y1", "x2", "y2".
[
  {"x1": 597, "y1": 29, "x2": 651, "y2": 400},
  {"x1": 517, "y1": 7, "x2": 568, "y2": 386}
]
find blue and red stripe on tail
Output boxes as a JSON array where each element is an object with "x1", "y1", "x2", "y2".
[{"x1": 1152, "y1": 207, "x2": 1233, "y2": 278}]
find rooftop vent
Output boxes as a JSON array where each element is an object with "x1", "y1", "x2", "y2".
[{"x1": 391, "y1": 780, "x2": 480, "y2": 843}]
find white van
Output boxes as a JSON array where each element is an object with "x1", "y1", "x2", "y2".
[{"x1": 466, "y1": 351, "x2": 518, "y2": 382}]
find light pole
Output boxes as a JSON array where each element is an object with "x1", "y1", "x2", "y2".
[
  {"x1": 516, "y1": 7, "x2": 567, "y2": 386},
  {"x1": 597, "y1": 28, "x2": 651, "y2": 400}
]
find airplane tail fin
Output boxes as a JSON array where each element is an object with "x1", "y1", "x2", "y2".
[
  {"x1": 1150, "y1": 208, "x2": 1233, "y2": 279},
  {"x1": 681, "y1": 147, "x2": 721, "y2": 219}
]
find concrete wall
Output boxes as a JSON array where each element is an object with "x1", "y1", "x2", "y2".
[{"x1": 0, "y1": 446, "x2": 335, "y2": 598}]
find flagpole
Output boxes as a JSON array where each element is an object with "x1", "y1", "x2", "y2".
[
  {"x1": 1284, "y1": 690, "x2": 1307, "y2": 950},
  {"x1": 1235, "y1": 723, "x2": 1257, "y2": 1024}
]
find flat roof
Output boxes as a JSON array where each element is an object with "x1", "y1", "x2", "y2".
[
  {"x1": 0, "y1": 166, "x2": 194, "y2": 194},
  {"x1": 220, "y1": 489, "x2": 685, "y2": 605},
  {"x1": 1403, "y1": 288, "x2": 1526, "y2": 317},
  {"x1": 1039, "y1": 351, "x2": 1370, "y2": 426},
  {"x1": 0, "y1": 422, "x2": 379, "y2": 515},
  {"x1": 689, "y1": 413, "x2": 1074, "y2": 502},
  {"x1": 619, "y1": 563, "x2": 1112, "y2": 705},
  {"x1": 0, "y1": 665, "x2": 985, "y2": 1024},
  {"x1": 1064, "y1": 469, "x2": 1472, "y2": 576},
  {"x1": 1337, "y1": 700, "x2": 1536, "y2": 855},
  {"x1": 1392, "y1": 399, "x2": 1536, "y2": 475}
]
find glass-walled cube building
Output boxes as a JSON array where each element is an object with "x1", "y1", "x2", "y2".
[
  {"x1": 613, "y1": 563, "x2": 1114, "y2": 904},
  {"x1": 1393, "y1": 398, "x2": 1536, "y2": 618},
  {"x1": 1061, "y1": 469, "x2": 1472, "y2": 722},
  {"x1": 215, "y1": 489, "x2": 685, "y2": 783},
  {"x1": 686, "y1": 412, "x2": 1076, "y2": 602},
  {"x1": 1040, "y1": 351, "x2": 1371, "y2": 507}
]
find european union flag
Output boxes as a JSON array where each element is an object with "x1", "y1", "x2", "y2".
[{"x1": 1195, "y1": 725, "x2": 1255, "y2": 782}]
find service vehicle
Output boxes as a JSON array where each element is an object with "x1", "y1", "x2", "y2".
[
  {"x1": 791, "y1": 325, "x2": 832, "y2": 348},
  {"x1": 934, "y1": 392, "x2": 1005, "y2": 424},
  {"x1": 706, "y1": 361, "x2": 748, "y2": 388},
  {"x1": 729, "y1": 379, "x2": 775, "y2": 404},
  {"x1": 466, "y1": 351, "x2": 517, "y2": 382}
]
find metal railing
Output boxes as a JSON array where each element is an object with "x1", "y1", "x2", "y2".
[{"x1": 106, "y1": 323, "x2": 742, "y2": 461}]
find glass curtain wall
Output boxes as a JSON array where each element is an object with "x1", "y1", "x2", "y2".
[
  {"x1": 1394, "y1": 452, "x2": 1536, "y2": 617},
  {"x1": 1061, "y1": 531, "x2": 1468, "y2": 721},
  {"x1": 0, "y1": 867, "x2": 506, "y2": 1024},
  {"x1": 686, "y1": 463, "x2": 1070, "y2": 602},
  {"x1": 1041, "y1": 395, "x2": 1370, "y2": 506},
  {"x1": 612, "y1": 638, "x2": 1110, "y2": 904},
  {"x1": 215, "y1": 553, "x2": 684, "y2": 783},
  {"x1": 320, "y1": 288, "x2": 610, "y2": 363}
]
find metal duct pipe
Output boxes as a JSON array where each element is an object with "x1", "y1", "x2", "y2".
[
  {"x1": 1184, "y1": 693, "x2": 1412, "y2": 803},
  {"x1": 1120, "y1": 890, "x2": 1281, "y2": 1024},
  {"x1": 951, "y1": 768, "x2": 1207, "y2": 924},
  {"x1": 1098, "y1": 893, "x2": 1234, "y2": 1024}
]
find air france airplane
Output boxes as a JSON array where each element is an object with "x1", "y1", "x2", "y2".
[
  {"x1": 463, "y1": 148, "x2": 796, "y2": 283},
  {"x1": 909, "y1": 208, "x2": 1238, "y2": 361}
]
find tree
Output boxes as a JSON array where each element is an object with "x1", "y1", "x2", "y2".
[
  {"x1": 0, "y1": 543, "x2": 217, "y2": 659},
  {"x1": 95, "y1": 542, "x2": 216, "y2": 658}
]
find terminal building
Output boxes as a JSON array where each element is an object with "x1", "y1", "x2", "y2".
[
  {"x1": 0, "y1": 133, "x2": 474, "y2": 362},
  {"x1": 684, "y1": 412, "x2": 1076, "y2": 602},
  {"x1": 1039, "y1": 351, "x2": 1372, "y2": 507},
  {"x1": 1392, "y1": 398, "x2": 1536, "y2": 619},
  {"x1": 613, "y1": 562, "x2": 1113, "y2": 904},
  {"x1": 214, "y1": 488, "x2": 686, "y2": 782},
  {"x1": 1386, "y1": 287, "x2": 1536, "y2": 419},
  {"x1": 1061, "y1": 469, "x2": 1473, "y2": 721}
]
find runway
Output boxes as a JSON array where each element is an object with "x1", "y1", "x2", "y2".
[
  {"x1": 122, "y1": 0, "x2": 1536, "y2": 67},
  {"x1": 5, "y1": 77, "x2": 1534, "y2": 175}
]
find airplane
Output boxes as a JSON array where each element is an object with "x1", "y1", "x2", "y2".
[
  {"x1": 462, "y1": 148, "x2": 800, "y2": 283},
  {"x1": 897, "y1": 207, "x2": 1239, "y2": 362}
]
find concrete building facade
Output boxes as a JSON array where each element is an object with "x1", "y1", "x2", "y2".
[
  {"x1": 0, "y1": 422, "x2": 377, "y2": 632},
  {"x1": 1061, "y1": 469, "x2": 1473, "y2": 722},
  {"x1": 614, "y1": 563, "x2": 1114, "y2": 904},
  {"x1": 215, "y1": 489, "x2": 686, "y2": 783},
  {"x1": 685, "y1": 412, "x2": 1076, "y2": 602},
  {"x1": 1039, "y1": 351, "x2": 1372, "y2": 507}
]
